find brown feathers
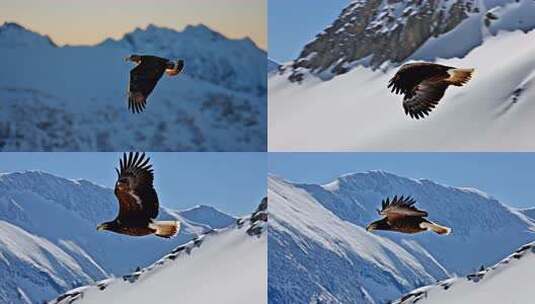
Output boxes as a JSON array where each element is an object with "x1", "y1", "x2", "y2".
[
  {"x1": 97, "y1": 152, "x2": 179, "y2": 238},
  {"x1": 388, "y1": 62, "x2": 474, "y2": 119},
  {"x1": 126, "y1": 55, "x2": 184, "y2": 113},
  {"x1": 367, "y1": 196, "x2": 451, "y2": 235}
]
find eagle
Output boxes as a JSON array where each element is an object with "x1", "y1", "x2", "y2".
[
  {"x1": 125, "y1": 54, "x2": 184, "y2": 113},
  {"x1": 97, "y1": 152, "x2": 180, "y2": 238},
  {"x1": 366, "y1": 195, "x2": 451, "y2": 235},
  {"x1": 388, "y1": 62, "x2": 474, "y2": 119}
]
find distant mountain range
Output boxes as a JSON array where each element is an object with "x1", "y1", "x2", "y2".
[
  {"x1": 268, "y1": 172, "x2": 535, "y2": 303},
  {"x1": 0, "y1": 22, "x2": 267, "y2": 151},
  {"x1": 0, "y1": 171, "x2": 236, "y2": 304}
]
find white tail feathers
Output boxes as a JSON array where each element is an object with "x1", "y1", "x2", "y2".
[
  {"x1": 447, "y1": 68, "x2": 474, "y2": 86},
  {"x1": 150, "y1": 221, "x2": 181, "y2": 238},
  {"x1": 420, "y1": 222, "x2": 451, "y2": 235}
]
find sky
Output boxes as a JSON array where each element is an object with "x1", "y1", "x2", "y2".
[
  {"x1": 0, "y1": 0, "x2": 266, "y2": 49},
  {"x1": 0, "y1": 153, "x2": 267, "y2": 216},
  {"x1": 268, "y1": 0, "x2": 349, "y2": 62},
  {"x1": 269, "y1": 153, "x2": 535, "y2": 208}
]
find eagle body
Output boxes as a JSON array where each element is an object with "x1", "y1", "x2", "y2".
[
  {"x1": 367, "y1": 196, "x2": 451, "y2": 235},
  {"x1": 126, "y1": 54, "x2": 184, "y2": 113},
  {"x1": 97, "y1": 152, "x2": 180, "y2": 238},
  {"x1": 388, "y1": 62, "x2": 474, "y2": 119}
]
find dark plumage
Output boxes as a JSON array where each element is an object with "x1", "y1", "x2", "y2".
[
  {"x1": 388, "y1": 62, "x2": 474, "y2": 119},
  {"x1": 96, "y1": 152, "x2": 179, "y2": 238},
  {"x1": 126, "y1": 54, "x2": 184, "y2": 113},
  {"x1": 366, "y1": 195, "x2": 451, "y2": 235}
]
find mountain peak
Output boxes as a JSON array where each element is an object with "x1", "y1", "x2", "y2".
[
  {"x1": 284, "y1": 0, "x2": 535, "y2": 82},
  {"x1": 0, "y1": 21, "x2": 56, "y2": 47},
  {"x1": 1, "y1": 21, "x2": 25, "y2": 30}
]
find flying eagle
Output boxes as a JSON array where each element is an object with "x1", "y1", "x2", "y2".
[
  {"x1": 97, "y1": 152, "x2": 180, "y2": 238},
  {"x1": 366, "y1": 196, "x2": 451, "y2": 235},
  {"x1": 125, "y1": 54, "x2": 184, "y2": 113},
  {"x1": 388, "y1": 62, "x2": 474, "y2": 119}
]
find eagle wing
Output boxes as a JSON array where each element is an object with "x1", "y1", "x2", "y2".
[
  {"x1": 402, "y1": 80, "x2": 449, "y2": 119},
  {"x1": 114, "y1": 152, "x2": 159, "y2": 222},
  {"x1": 128, "y1": 56, "x2": 169, "y2": 113},
  {"x1": 388, "y1": 62, "x2": 451, "y2": 96},
  {"x1": 379, "y1": 195, "x2": 428, "y2": 222}
]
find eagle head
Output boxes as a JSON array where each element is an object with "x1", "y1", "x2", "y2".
[
  {"x1": 116, "y1": 177, "x2": 131, "y2": 192},
  {"x1": 366, "y1": 218, "x2": 390, "y2": 233},
  {"x1": 125, "y1": 54, "x2": 142, "y2": 64},
  {"x1": 97, "y1": 221, "x2": 119, "y2": 232}
]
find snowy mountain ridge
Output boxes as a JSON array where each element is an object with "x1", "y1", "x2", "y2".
[
  {"x1": 0, "y1": 22, "x2": 56, "y2": 48},
  {"x1": 0, "y1": 171, "x2": 236, "y2": 304},
  {"x1": 282, "y1": 0, "x2": 535, "y2": 82},
  {"x1": 268, "y1": 172, "x2": 535, "y2": 303},
  {"x1": 49, "y1": 198, "x2": 267, "y2": 304},
  {"x1": 392, "y1": 242, "x2": 535, "y2": 304},
  {"x1": 0, "y1": 22, "x2": 266, "y2": 151}
]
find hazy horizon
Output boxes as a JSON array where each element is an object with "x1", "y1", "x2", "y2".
[{"x1": 0, "y1": 0, "x2": 266, "y2": 49}]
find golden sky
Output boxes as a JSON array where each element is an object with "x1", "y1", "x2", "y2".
[{"x1": 0, "y1": 0, "x2": 266, "y2": 49}]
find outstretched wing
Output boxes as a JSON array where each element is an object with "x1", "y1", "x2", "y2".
[
  {"x1": 379, "y1": 195, "x2": 428, "y2": 222},
  {"x1": 388, "y1": 62, "x2": 451, "y2": 97},
  {"x1": 114, "y1": 152, "x2": 159, "y2": 222},
  {"x1": 128, "y1": 56, "x2": 169, "y2": 113},
  {"x1": 402, "y1": 81, "x2": 449, "y2": 119}
]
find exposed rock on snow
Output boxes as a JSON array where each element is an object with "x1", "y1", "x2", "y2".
[
  {"x1": 392, "y1": 242, "x2": 535, "y2": 304},
  {"x1": 283, "y1": 0, "x2": 535, "y2": 81}
]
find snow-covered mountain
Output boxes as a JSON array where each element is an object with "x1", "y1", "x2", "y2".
[
  {"x1": 0, "y1": 171, "x2": 236, "y2": 304},
  {"x1": 520, "y1": 208, "x2": 535, "y2": 222},
  {"x1": 50, "y1": 198, "x2": 267, "y2": 304},
  {"x1": 283, "y1": 0, "x2": 535, "y2": 81},
  {"x1": 0, "y1": 22, "x2": 56, "y2": 48},
  {"x1": 0, "y1": 22, "x2": 266, "y2": 151},
  {"x1": 392, "y1": 242, "x2": 535, "y2": 304},
  {"x1": 268, "y1": 172, "x2": 535, "y2": 303},
  {"x1": 269, "y1": 1, "x2": 535, "y2": 151}
]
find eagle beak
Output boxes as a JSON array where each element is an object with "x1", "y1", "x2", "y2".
[
  {"x1": 96, "y1": 224, "x2": 107, "y2": 231},
  {"x1": 124, "y1": 56, "x2": 131, "y2": 62}
]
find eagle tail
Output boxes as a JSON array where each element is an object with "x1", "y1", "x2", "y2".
[
  {"x1": 165, "y1": 60, "x2": 184, "y2": 76},
  {"x1": 421, "y1": 221, "x2": 451, "y2": 235},
  {"x1": 447, "y1": 68, "x2": 474, "y2": 86},
  {"x1": 150, "y1": 221, "x2": 181, "y2": 238}
]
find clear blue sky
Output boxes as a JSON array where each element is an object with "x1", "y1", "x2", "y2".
[
  {"x1": 0, "y1": 153, "x2": 266, "y2": 216},
  {"x1": 268, "y1": 0, "x2": 349, "y2": 62},
  {"x1": 269, "y1": 153, "x2": 535, "y2": 208}
]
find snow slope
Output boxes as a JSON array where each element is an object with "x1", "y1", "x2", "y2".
[
  {"x1": 268, "y1": 172, "x2": 535, "y2": 303},
  {"x1": 0, "y1": 171, "x2": 236, "y2": 304},
  {"x1": 269, "y1": 28, "x2": 535, "y2": 151},
  {"x1": 392, "y1": 242, "x2": 535, "y2": 304},
  {"x1": 50, "y1": 199, "x2": 267, "y2": 304},
  {"x1": 520, "y1": 208, "x2": 535, "y2": 222},
  {"x1": 0, "y1": 23, "x2": 266, "y2": 151}
]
